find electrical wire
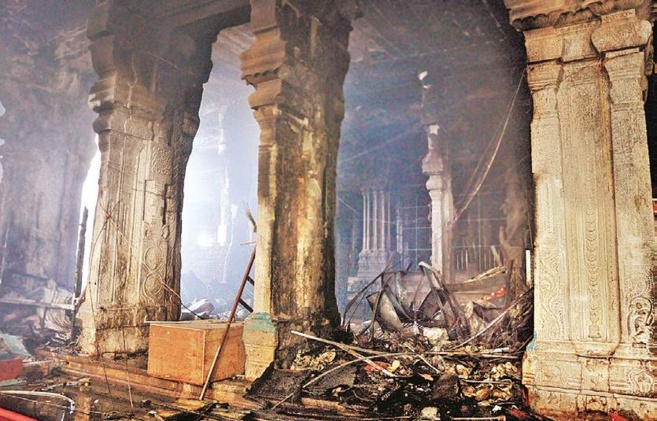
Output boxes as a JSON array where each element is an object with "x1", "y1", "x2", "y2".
[{"x1": 454, "y1": 73, "x2": 525, "y2": 223}]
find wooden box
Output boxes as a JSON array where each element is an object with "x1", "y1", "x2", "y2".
[
  {"x1": 0, "y1": 357, "x2": 22, "y2": 381},
  {"x1": 147, "y1": 321, "x2": 245, "y2": 386}
]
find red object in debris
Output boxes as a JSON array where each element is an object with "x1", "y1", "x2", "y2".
[
  {"x1": 0, "y1": 408, "x2": 38, "y2": 421},
  {"x1": 0, "y1": 357, "x2": 22, "y2": 381},
  {"x1": 505, "y1": 407, "x2": 534, "y2": 420},
  {"x1": 364, "y1": 361, "x2": 390, "y2": 372},
  {"x1": 491, "y1": 287, "x2": 506, "y2": 299},
  {"x1": 610, "y1": 413, "x2": 630, "y2": 421}
]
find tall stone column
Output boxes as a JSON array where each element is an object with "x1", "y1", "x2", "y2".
[
  {"x1": 420, "y1": 71, "x2": 454, "y2": 281},
  {"x1": 355, "y1": 186, "x2": 393, "y2": 283},
  {"x1": 505, "y1": 1, "x2": 656, "y2": 417},
  {"x1": 419, "y1": 72, "x2": 455, "y2": 282},
  {"x1": 78, "y1": 1, "x2": 216, "y2": 354},
  {"x1": 240, "y1": 0, "x2": 358, "y2": 378},
  {"x1": 421, "y1": 124, "x2": 454, "y2": 281}
]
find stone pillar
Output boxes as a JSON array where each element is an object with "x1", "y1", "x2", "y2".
[
  {"x1": 355, "y1": 186, "x2": 393, "y2": 283},
  {"x1": 78, "y1": 1, "x2": 216, "y2": 354},
  {"x1": 420, "y1": 70, "x2": 454, "y2": 281},
  {"x1": 396, "y1": 206, "x2": 406, "y2": 263},
  {"x1": 334, "y1": 194, "x2": 356, "y2": 313},
  {"x1": 499, "y1": 163, "x2": 530, "y2": 301},
  {"x1": 240, "y1": 0, "x2": 357, "y2": 379},
  {"x1": 421, "y1": 124, "x2": 454, "y2": 282},
  {"x1": 0, "y1": 22, "x2": 96, "y2": 291},
  {"x1": 364, "y1": 192, "x2": 370, "y2": 251},
  {"x1": 505, "y1": 2, "x2": 656, "y2": 417}
]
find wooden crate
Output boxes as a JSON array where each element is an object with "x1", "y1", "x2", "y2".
[
  {"x1": 0, "y1": 357, "x2": 22, "y2": 382},
  {"x1": 147, "y1": 321, "x2": 245, "y2": 386}
]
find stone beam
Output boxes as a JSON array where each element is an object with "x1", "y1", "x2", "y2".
[
  {"x1": 506, "y1": 2, "x2": 657, "y2": 417},
  {"x1": 77, "y1": 1, "x2": 230, "y2": 355},
  {"x1": 240, "y1": 0, "x2": 358, "y2": 379},
  {"x1": 156, "y1": 0, "x2": 250, "y2": 27}
]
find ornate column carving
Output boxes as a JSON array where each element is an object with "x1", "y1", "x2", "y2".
[
  {"x1": 364, "y1": 191, "x2": 370, "y2": 251},
  {"x1": 78, "y1": 1, "x2": 215, "y2": 354},
  {"x1": 505, "y1": 1, "x2": 656, "y2": 417},
  {"x1": 347, "y1": 185, "x2": 393, "y2": 320},
  {"x1": 240, "y1": 0, "x2": 358, "y2": 379},
  {"x1": 598, "y1": 19, "x2": 654, "y2": 352},
  {"x1": 523, "y1": 59, "x2": 571, "y2": 347},
  {"x1": 372, "y1": 189, "x2": 379, "y2": 250}
]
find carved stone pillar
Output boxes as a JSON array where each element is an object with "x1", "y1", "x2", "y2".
[
  {"x1": 355, "y1": 186, "x2": 393, "y2": 283},
  {"x1": 505, "y1": 1, "x2": 656, "y2": 417},
  {"x1": 240, "y1": 0, "x2": 357, "y2": 379},
  {"x1": 78, "y1": 1, "x2": 216, "y2": 354},
  {"x1": 421, "y1": 124, "x2": 454, "y2": 281},
  {"x1": 420, "y1": 70, "x2": 454, "y2": 281}
]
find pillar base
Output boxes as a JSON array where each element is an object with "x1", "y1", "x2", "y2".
[
  {"x1": 523, "y1": 344, "x2": 657, "y2": 419},
  {"x1": 243, "y1": 312, "x2": 278, "y2": 381},
  {"x1": 77, "y1": 304, "x2": 173, "y2": 355},
  {"x1": 78, "y1": 325, "x2": 149, "y2": 356},
  {"x1": 356, "y1": 250, "x2": 391, "y2": 283},
  {"x1": 243, "y1": 312, "x2": 342, "y2": 381}
]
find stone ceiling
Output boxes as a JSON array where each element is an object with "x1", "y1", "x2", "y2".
[
  {"x1": 1, "y1": 0, "x2": 526, "y2": 122},
  {"x1": 1, "y1": 0, "x2": 529, "y2": 190},
  {"x1": 348, "y1": 0, "x2": 525, "y2": 94},
  {"x1": 206, "y1": 1, "x2": 526, "y2": 113},
  {"x1": 206, "y1": 1, "x2": 528, "y2": 148},
  {"x1": 0, "y1": 0, "x2": 93, "y2": 54}
]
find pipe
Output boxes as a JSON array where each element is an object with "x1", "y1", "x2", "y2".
[
  {"x1": 0, "y1": 407, "x2": 38, "y2": 421},
  {"x1": 0, "y1": 391, "x2": 75, "y2": 414}
]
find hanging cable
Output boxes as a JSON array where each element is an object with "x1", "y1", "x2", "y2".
[{"x1": 454, "y1": 74, "x2": 525, "y2": 222}]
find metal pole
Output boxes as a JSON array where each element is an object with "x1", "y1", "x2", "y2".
[
  {"x1": 199, "y1": 247, "x2": 256, "y2": 400},
  {"x1": 71, "y1": 207, "x2": 88, "y2": 340}
]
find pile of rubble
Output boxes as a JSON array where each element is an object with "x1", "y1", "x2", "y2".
[
  {"x1": 286, "y1": 330, "x2": 536, "y2": 420},
  {"x1": 0, "y1": 277, "x2": 74, "y2": 345},
  {"x1": 250, "y1": 263, "x2": 542, "y2": 420}
]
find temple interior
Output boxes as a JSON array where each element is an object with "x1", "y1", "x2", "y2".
[{"x1": 0, "y1": 1, "x2": 655, "y2": 420}]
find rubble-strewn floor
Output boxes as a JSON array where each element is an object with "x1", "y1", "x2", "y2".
[
  {"x1": 245, "y1": 333, "x2": 542, "y2": 421},
  {"x1": 0, "y1": 269, "x2": 641, "y2": 421},
  {"x1": 0, "y1": 346, "x2": 643, "y2": 421}
]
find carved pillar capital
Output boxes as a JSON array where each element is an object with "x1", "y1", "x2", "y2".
[
  {"x1": 421, "y1": 125, "x2": 448, "y2": 178},
  {"x1": 518, "y1": 5, "x2": 653, "y2": 67},
  {"x1": 592, "y1": 9, "x2": 652, "y2": 52},
  {"x1": 504, "y1": 0, "x2": 651, "y2": 31}
]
